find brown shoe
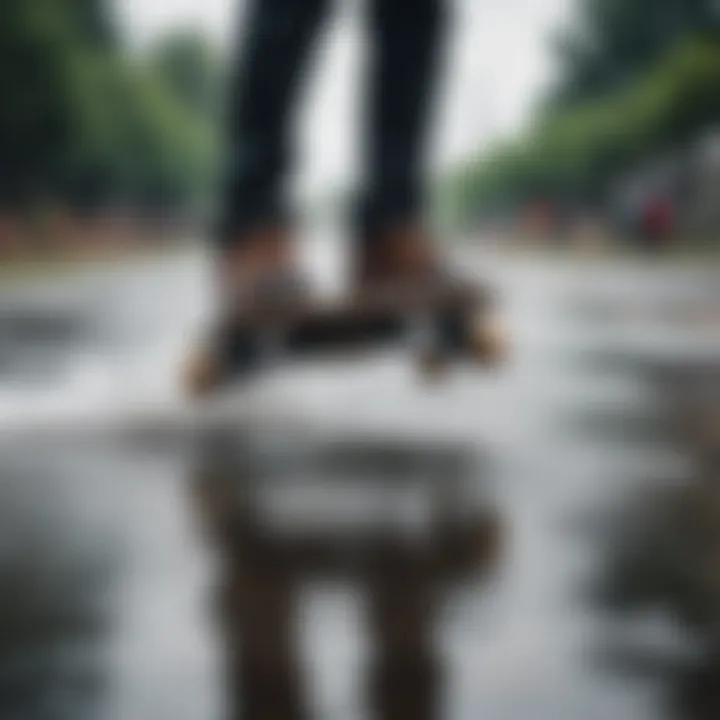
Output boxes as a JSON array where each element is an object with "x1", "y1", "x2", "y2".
[
  {"x1": 184, "y1": 225, "x2": 305, "y2": 397},
  {"x1": 218, "y1": 224, "x2": 303, "y2": 317},
  {"x1": 354, "y1": 223, "x2": 443, "y2": 292},
  {"x1": 353, "y1": 223, "x2": 509, "y2": 368}
]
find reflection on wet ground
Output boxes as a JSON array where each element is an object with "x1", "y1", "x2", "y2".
[
  {"x1": 584, "y1": 364, "x2": 720, "y2": 720},
  {"x1": 2, "y1": 253, "x2": 720, "y2": 719},
  {"x1": 0, "y1": 450, "x2": 123, "y2": 719},
  {"x1": 194, "y1": 435, "x2": 501, "y2": 720},
  {"x1": 0, "y1": 306, "x2": 92, "y2": 381}
]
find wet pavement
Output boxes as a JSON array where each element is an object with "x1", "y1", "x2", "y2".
[{"x1": 1, "y1": 247, "x2": 720, "y2": 719}]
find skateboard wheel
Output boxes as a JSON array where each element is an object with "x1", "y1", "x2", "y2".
[{"x1": 470, "y1": 315, "x2": 509, "y2": 367}]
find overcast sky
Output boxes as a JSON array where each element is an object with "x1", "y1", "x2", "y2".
[{"x1": 115, "y1": 0, "x2": 572, "y2": 197}]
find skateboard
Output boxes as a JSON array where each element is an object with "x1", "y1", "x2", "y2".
[{"x1": 185, "y1": 282, "x2": 507, "y2": 396}]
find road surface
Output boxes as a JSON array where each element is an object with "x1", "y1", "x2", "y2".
[{"x1": 1, "y1": 243, "x2": 719, "y2": 720}]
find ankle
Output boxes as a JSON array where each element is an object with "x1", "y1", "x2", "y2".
[
  {"x1": 219, "y1": 225, "x2": 295, "y2": 287},
  {"x1": 356, "y1": 223, "x2": 438, "y2": 284}
]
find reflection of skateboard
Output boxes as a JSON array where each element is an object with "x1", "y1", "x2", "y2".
[{"x1": 185, "y1": 283, "x2": 508, "y2": 396}]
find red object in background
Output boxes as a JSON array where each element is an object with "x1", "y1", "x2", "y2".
[{"x1": 642, "y1": 196, "x2": 676, "y2": 243}]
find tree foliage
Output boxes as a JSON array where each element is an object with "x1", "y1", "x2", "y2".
[
  {"x1": 0, "y1": 1, "x2": 219, "y2": 214},
  {"x1": 549, "y1": 0, "x2": 719, "y2": 107},
  {"x1": 148, "y1": 30, "x2": 223, "y2": 122},
  {"x1": 447, "y1": 30, "x2": 720, "y2": 226}
]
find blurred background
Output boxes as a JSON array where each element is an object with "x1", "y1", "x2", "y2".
[
  {"x1": 0, "y1": 0, "x2": 719, "y2": 256},
  {"x1": 2, "y1": 1, "x2": 720, "y2": 719}
]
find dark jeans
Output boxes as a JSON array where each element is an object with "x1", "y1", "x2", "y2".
[{"x1": 216, "y1": 0, "x2": 448, "y2": 247}]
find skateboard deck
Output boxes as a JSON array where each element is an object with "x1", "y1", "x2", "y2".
[{"x1": 185, "y1": 281, "x2": 507, "y2": 395}]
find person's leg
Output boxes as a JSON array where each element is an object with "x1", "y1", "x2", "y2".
[
  {"x1": 216, "y1": 0, "x2": 331, "y2": 251},
  {"x1": 368, "y1": 565, "x2": 441, "y2": 720},
  {"x1": 186, "y1": 0, "x2": 332, "y2": 396},
  {"x1": 357, "y1": 0, "x2": 449, "y2": 272},
  {"x1": 220, "y1": 555, "x2": 306, "y2": 720}
]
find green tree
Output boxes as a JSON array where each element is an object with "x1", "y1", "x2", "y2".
[
  {"x1": 61, "y1": 53, "x2": 216, "y2": 211},
  {"x1": 0, "y1": 1, "x2": 218, "y2": 216},
  {"x1": 0, "y1": 0, "x2": 92, "y2": 206},
  {"x1": 550, "y1": 0, "x2": 720, "y2": 107},
  {"x1": 448, "y1": 39, "x2": 720, "y2": 226},
  {"x1": 148, "y1": 30, "x2": 223, "y2": 121}
]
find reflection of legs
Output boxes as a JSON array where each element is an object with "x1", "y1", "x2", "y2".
[
  {"x1": 220, "y1": 559, "x2": 305, "y2": 720},
  {"x1": 359, "y1": 0, "x2": 448, "y2": 239},
  {"x1": 369, "y1": 567, "x2": 440, "y2": 720},
  {"x1": 217, "y1": 0, "x2": 331, "y2": 248}
]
